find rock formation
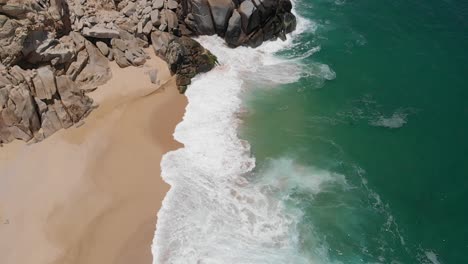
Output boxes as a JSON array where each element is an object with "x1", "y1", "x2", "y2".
[
  {"x1": 151, "y1": 31, "x2": 217, "y2": 92},
  {"x1": 0, "y1": 0, "x2": 295, "y2": 144},
  {"x1": 178, "y1": 0, "x2": 296, "y2": 47}
]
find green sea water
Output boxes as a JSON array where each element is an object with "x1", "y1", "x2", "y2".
[{"x1": 241, "y1": 0, "x2": 468, "y2": 263}]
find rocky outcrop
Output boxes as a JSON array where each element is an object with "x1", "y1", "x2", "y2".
[
  {"x1": 151, "y1": 31, "x2": 217, "y2": 93},
  {"x1": 179, "y1": 0, "x2": 296, "y2": 47},
  {"x1": 0, "y1": 64, "x2": 93, "y2": 144},
  {"x1": 0, "y1": 0, "x2": 70, "y2": 67},
  {"x1": 0, "y1": 0, "x2": 295, "y2": 145}
]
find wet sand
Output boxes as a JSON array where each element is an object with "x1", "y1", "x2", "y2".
[{"x1": 0, "y1": 53, "x2": 186, "y2": 264}]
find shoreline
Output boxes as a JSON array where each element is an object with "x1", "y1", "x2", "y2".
[{"x1": 0, "y1": 52, "x2": 187, "y2": 264}]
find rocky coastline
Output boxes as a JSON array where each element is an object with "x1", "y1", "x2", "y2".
[{"x1": 0, "y1": 0, "x2": 295, "y2": 144}]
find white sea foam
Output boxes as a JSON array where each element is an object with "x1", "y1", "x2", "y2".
[
  {"x1": 424, "y1": 251, "x2": 442, "y2": 264},
  {"x1": 370, "y1": 111, "x2": 408, "y2": 129},
  {"x1": 151, "y1": 5, "x2": 330, "y2": 263},
  {"x1": 152, "y1": 37, "x2": 308, "y2": 263}
]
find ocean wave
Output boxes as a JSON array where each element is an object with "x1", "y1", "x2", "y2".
[
  {"x1": 152, "y1": 30, "x2": 314, "y2": 264},
  {"x1": 149, "y1": 0, "x2": 346, "y2": 261}
]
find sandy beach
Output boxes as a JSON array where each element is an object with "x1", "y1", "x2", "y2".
[{"x1": 0, "y1": 52, "x2": 186, "y2": 264}]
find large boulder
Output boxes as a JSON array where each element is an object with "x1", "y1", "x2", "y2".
[
  {"x1": 0, "y1": 83, "x2": 41, "y2": 143},
  {"x1": 151, "y1": 30, "x2": 175, "y2": 58},
  {"x1": 0, "y1": 0, "x2": 70, "y2": 67},
  {"x1": 225, "y1": 10, "x2": 242, "y2": 46},
  {"x1": 82, "y1": 26, "x2": 121, "y2": 39},
  {"x1": 181, "y1": 0, "x2": 296, "y2": 47},
  {"x1": 74, "y1": 41, "x2": 111, "y2": 90},
  {"x1": 190, "y1": 0, "x2": 216, "y2": 35},
  {"x1": 238, "y1": 0, "x2": 260, "y2": 34},
  {"x1": 208, "y1": 0, "x2": 235, "y2": 36},
  {"x1": 152, "y1": 34, "x2": 217, "y2": 93},
  {"x1": 0, "y1": 64, "x2": 94, "y2": 144},
  {"x1": 32, "y1": 66, "x2": 57, "y2": 100}
]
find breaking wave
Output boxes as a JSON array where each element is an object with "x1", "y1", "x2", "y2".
[{"x1": 151, "y1": 8, "x2": 327, "y2": 263}]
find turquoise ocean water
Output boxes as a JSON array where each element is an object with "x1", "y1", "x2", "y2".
[{"x1": 241, "y1": 0, "x2": 468, "y2": 263}]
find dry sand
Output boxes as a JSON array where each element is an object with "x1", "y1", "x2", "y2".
[{"x1": 0, "y1": 52, "x2": 187, "y2": 264}]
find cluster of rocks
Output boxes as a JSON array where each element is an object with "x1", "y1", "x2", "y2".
[
  {"x1": 0, "y1": 63, "x2": 94, "y2": 143},
  {"x1": 151, "y1": 30, "x2": 217, "y2": 93},
  {"x1": 69, "y1": 0, "x2": 181, "y2": 41},
  {"x1": 0, "y1": 0, "x2": 295, "y2": 144},
  {"x1": 179, "y1": 0, "x2": 296, "y2": 47},
  {"x1": 0, "y1": 31, "x2": 111, "y2": 144}
]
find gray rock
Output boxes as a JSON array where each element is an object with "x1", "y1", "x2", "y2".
[
  {"x1": 225, "y1": 10, "x2": 242, "y2": 46},
  {"x1": 0, "y1": 88, "x2": 9, "y2": 107},
  {"x1": 208, "y1": 0, "x2": 234, "y2": 36},
  {"x1": 111, "y1": 38, "x2": 128, "y2": 51},
  {"x1": 150, "y1": 30, "x2": 175, "y2": 57},
  {"x1": 54, "y1": 100, "x2": 73, "y2": 129},
  {"x1": 153, "y1": 0, "x2": 164, "y2": 9},
  {"x1": 75, "y1": 41, "x2": 111, "y2": 89},
  {"x1": 55, "y1": 75, "x2": 93, "y2": 122},
  {"x1": 239, "y1": 0, "x2": 260, "y2": 34},
  {"x1": 113, "y1": 49, "x2": 131, "y2": 68},
  {"x1": 143, "y1": 21, "x2": 154, "y2": 34},
  {"x1": 125, "y1": 48, "x2": 146, "y2": 66},
  {"x1": 82, "y1": 26, "x2": 120, "y2": 39},
  {"x1": 143, "y1": 6, "x2": 152, "y2": 14},
  {"x1": 0, "y1": 82, "x2": 41, "y2": 143},
  {"x1": 158, "y1": 11, "x2": 167, "y2": 31},
  {"x1": 190, "y1": 0, "x2": 216, "y2": 35},
  {"x1": 137, "y1": 21, "x2": 144, "y2": 34},
  {"x1": 70, "y1": 32, "x2": 86, "y2": 51},
  {"x1": 41, "y1": 104, "x2": 63, "y2": 138},
  {"x1": 167, "y1": 0, "x2": 178, "y2": 9},
  {"x1": 74, "y1": 6, "x2": 85, "y2": 17},
  {"x1": 96, "y1": 41, "x2": 109, "y2": 56},
  {"x1": 26, "y1": 37, "x2": 76, "y2": 65},
  {"x1": 150, "y1": 10, "x2": 160, "y2": 25},
  {"x1": 66, "y1": 50, "x2": 89, "y2": 81},
  {"x1": 149, "y1": 69, "x2": 158, "y2": 83},
  {"x1": 107, "y1": 49, "x2": 114, "y2": 61},
  {"x1": 9, "y1": 66, "x2": 30, "y2": 84},
  {"x1": 0, "y1": 4, "x2": 29, "y2": 19},
  {"x1": 33, "y1": 66, "x2": 57, "y2": 100},
  {"x1": 163, "y1": 9, "x2": 178, "y2": 32},
  {"x1": 122, "y1": 2, "x2": 137, "y2": 16}
]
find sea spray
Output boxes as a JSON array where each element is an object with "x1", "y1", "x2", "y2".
[
  {"x1": 152, "y1": 6, "x2": 320, "y2": 263},
  {"x1": 152, "y1": 41, "x2": 307, "y2": 264},
  {"x1": 152, "y1": 0, "x2": 447, "y2": 263}
]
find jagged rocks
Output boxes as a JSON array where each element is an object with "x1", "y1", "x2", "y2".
[
  {"x1": 74, "y1": 41, "x2": 111, "y2": 90},
  {"x1": 151, "y1": 32, "x2": 217, "y2": 93},
  {"x1": 239, "y1": 0, "x2": 260, "y2": 34},
  {"x1": 190, "y1": 0, "x2": 216, "y2": 35},
  {"x1": 0, "y1": 65, "x2": 94, "y2": 144},
  {"x1": 110, "y1": 34, "x2": 148, "y2": 68},
  {"x1": 82, "y1": 26, "x2": 121, "y2": 39},
  {"x1": 0, "y1": 0, "x2": 70, "y2": 67},
  {"x1": 33, "y1": 66, "x2": 57, "y2": 100},
  {"x1": 180, "y1": 0, "x2": 296, "y2": 47},
  {"x1": 153, "y1": 0, "x2": 164, "y2": 10},
  {"x1": 96, "y1": 41, "x2": 110, "y2": 56},
  {"x1": 225, "y1": 10, "x2": 241, "y2": 45},
  {"x1": 122, "y1": 2, "x2": 137, "y2": 16},
  {"x1": 55, "y1": 75, "x2": 93, "y2": 123},
  {"x1": 0, "y1": 0, "x2": 297, "y2": 145},
  {"x1": 151, "y1": 30, "x2": 175, "y2": 59},
  {"x1": 208, "y1": 0, "x2": 235, "y2": 36}
]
